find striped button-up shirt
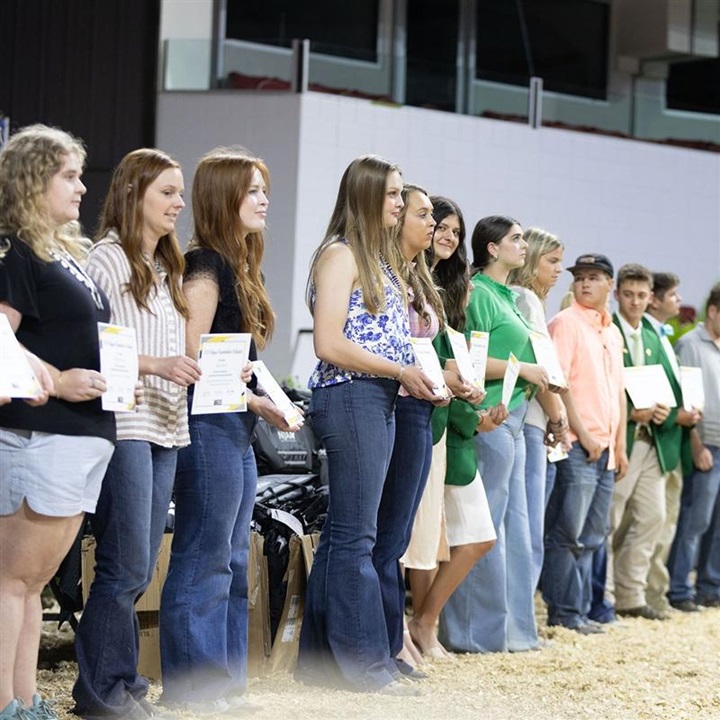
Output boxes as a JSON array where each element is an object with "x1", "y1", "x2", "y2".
[{"x1": 86, "y1": 234, "x2": 190, "y2": 448}]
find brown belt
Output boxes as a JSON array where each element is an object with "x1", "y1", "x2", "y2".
[{"x1": 635, "y1": 424, "x2": 652, "y2": 443}]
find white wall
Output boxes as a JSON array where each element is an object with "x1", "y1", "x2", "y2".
[
  {"x1": 159, "y1": 0, "x2": 214, "y2": 90},
  {"x1": 160, "y1": 0, "x2": 212, "y2": 40},
  {"x1": 156, "y1": 90, "x2": 720, "y2": 380},
  {"x1": 295, "y1": 91, "x2": 720, "y2": 323},
  {"x1": 156, "y1": 91, "x2": 302, "y2": 375}
]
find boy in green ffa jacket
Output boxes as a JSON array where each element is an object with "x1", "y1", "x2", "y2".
[{"x1": 609, "y1": 264, "x2": 682, "y2": 620}]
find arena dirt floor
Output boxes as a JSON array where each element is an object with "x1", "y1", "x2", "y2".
[{"x1": 40, "y1": 600, "x2": 720, "y2": 720}]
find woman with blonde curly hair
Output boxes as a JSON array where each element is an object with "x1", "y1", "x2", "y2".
[
  {"x1": 159, "y1": 147, "x2": 295, "y2": 713},
  {"x1": 72, "y1": 148, "x2": 201, "y2": 720},
  {"x1": 0, "y1": 125, "x2": 115, "y2": 720}
]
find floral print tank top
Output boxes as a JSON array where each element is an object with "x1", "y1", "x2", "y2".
[{"x1": 308, "y1": 255, "x2": 415, "y2": 388}]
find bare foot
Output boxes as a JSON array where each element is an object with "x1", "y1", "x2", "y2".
[
  {"x1": 424, "y1": 644, "x2": 454, "y2": 661},
  {"x1": 399, "y1": 625, "x2": 424, "y2": 667},
  {"x1": 408, "y1": 616, "x2": 455, "y2": 662}
]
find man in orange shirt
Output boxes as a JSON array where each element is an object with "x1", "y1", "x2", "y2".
[{"x1": 543, "y1": 254, "x2": 628, "y2": 633}]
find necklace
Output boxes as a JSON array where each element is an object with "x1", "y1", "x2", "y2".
[
  {"x1": 379, "y1": 254, "x2": 403, "y2": 295},
  {"x1": 142, "y1": 251, "x2": 164, "y2": 272},
  {"x1": 50, "y1": 249, "x2": 105, "y2": 310}
]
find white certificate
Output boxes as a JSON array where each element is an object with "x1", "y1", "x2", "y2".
[
  {"x1": 529, "y1": 331, "x2": 567, "y2": 390},
  {"x1": 410, "y1": 338, "x2": 448, "y2": 398},
  {"x1": 251, "y1": 360, "x2": 303, "y2": 427},
  {"x1": 502, "y1": 352, "x2": 521, "y2": 407},
  {"x1": 623, "y1": 365, "x2": 677, "y2": 410},
  {"x1": 191, "y1": 333, "x2": 251, "y2": 415},
  {"x1": 446, "y1": 327, "x2": 482, "y2": 388},
  {"x1": 679, "y1": 366, "x2": 705, "y2": 412},
  {"x1": 547, "y1": 442, "x2": 569, "y2": 463},
  {"x1": 0, "y1": 313, "x2": 42, "y2": 398},
  {"x1": 98, "y1": 323, "x2": 139, "y2": 412},
  {"x1": 469, "y1": 331, "x2": 490, "y2": 390}
]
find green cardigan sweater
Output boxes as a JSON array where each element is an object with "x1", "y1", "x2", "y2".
[{"x1": 431, "y1": 332, "x2": 481, "y2": 486}]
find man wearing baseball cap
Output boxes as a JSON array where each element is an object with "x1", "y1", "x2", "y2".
[{"x1": 542, "y1": 253, "x2": 628, "y2": 633}]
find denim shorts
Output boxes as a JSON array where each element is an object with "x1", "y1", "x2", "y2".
[{"x1": 0, "y1": 427, "x2": 114, "y2": 516}]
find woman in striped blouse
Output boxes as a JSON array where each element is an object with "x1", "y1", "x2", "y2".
[{"x1": 73, "y1": 149, "x2": 201, "y2": 720}]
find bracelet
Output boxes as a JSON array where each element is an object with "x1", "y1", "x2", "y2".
[
  {"x1": 56, "y1": 371, "x2": 64, "y2": 401},
  {"x1": 394, "y1": 365, "x2": 405, "y2": 382}
]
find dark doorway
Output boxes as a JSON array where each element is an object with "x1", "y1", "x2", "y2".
[
  {"x1": 0, "y1": 0, "x2": 161, "y2": 235},
  {"x1": 405, "y1": 0, "x2": 460, "y2": 112}
]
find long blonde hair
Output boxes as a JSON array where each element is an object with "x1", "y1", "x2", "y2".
[
  {"x1": 398, "y1": 184, "x2": 445, "y2": 330},
  {"x1": 190, "y1": 146, "x2": 275, "y2": 348},
  {"x1": 0, "y1": 124, "x2": 87, "y2": 261},
  {"x1": 507, "y1": 226, "x2": 564, "y2": 300},
  {"x1": 306, "y1": 154, "x2": 407, "y2": 315},
  {"x1": 97, "y1": 148, "x2": 189, "y2": 319}
]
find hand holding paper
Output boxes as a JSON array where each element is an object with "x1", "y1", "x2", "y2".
[
  {"x1": 528, "y1": 331, "x2": 567, "y2": 391},
  {"x1": 446, "y1": 328, "x2": 482, "y2": 388},
  {"x1": 410, "y1": 338, "x2": 449, "y2": 399},
  {"x1": 547, "y1": 442, "x2": 568, "y2": 463},
  {"x1": 444, "y1": 359, "x2": 486, "y2": 405},
  {"x1": 251, "y1": 360, "x2": 304, "y2": 428},
  {"x1": 0, "y1": 312, "x2": 43, "y2": 399}
]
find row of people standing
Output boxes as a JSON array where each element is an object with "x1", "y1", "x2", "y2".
[
  {"x1": 0, "y1": 126, "x2": 294, "y2": 720},
  {"x1": 295, "y1": 157, "x2": 571, "y2": 688},
  {"x1": 505, "y1": 254, "x2": 716, "y2": 634},
  {"x1": 590, "y1": 267, "x2": 719, "y2": 624},
  {"x1": 0, "y1": 126, "x2": 572, "y2": 708},
  {"x1": 2, "y1": 123, "x2": 716, "y2": 718},
  {"x1": 294, "y1": 152, "x2": 718, "y2": 693}
]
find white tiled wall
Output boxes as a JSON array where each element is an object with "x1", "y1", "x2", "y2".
[
  {"x1": 160, "y1": 0, "x2": 212, "y2": 40},
  {"x1": 157, "y1": 90, "x2": 720, "y2": 378}
]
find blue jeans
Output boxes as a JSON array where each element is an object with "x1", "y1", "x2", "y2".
[
  {"x1": 543, "y1": 443, "x2": 614, "y2": 628},
  {"x1": 296, "y1": 379, "x2": 398, "y2": 690},
  {"x1": 375, "y1": 394, "x2": 433, "y2": 659},
  {"x1": 439, "y1": 402, "x2": 537, "y2": 653},
  {"x1": 160, "y1": 411, "x2": 257, "y2": 703},
  {"x1": 545, "y1": 461, "x2": 557, "y2": 508},
  {"x1": 668, "y1": 445, "x2": 720, "y2": 602},
  {"x1": 697, "y1": 480, "x2": 720, "y2": 602},
  {"x1": 523, "y1": 423, "x2": 547, "y2": 592},
  {"x1": 588, "y1": 542, "x2": 616, "y2": 623},
  {"x1": 73, "y1": 441, "x2": 177, "y2": 718}
]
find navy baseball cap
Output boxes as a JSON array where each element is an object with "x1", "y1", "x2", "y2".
[{"x1": 567, "y1": 253, "x2": 614, "y2": 278}]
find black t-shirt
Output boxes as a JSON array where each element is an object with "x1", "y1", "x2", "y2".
[
  {"x1": 184, "y1": 247, "x2": 258, "y2": 362},
  {"x1": 0, "y1": 237, "x2": 116, "y2": 442}
]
